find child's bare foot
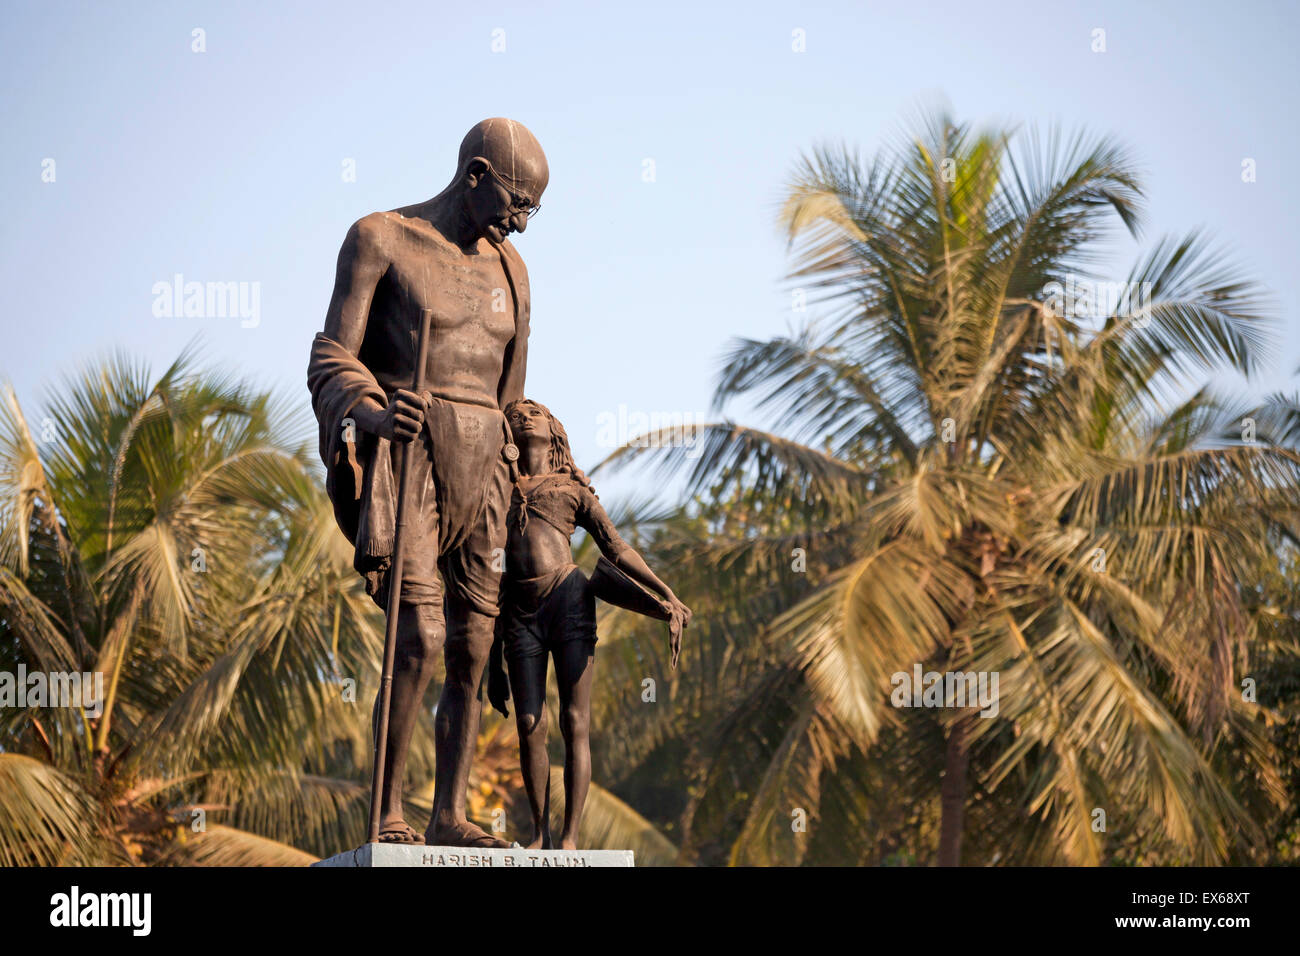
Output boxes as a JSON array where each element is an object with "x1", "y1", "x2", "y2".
[
  {"x1": 559, "y1": 835, "x2": 578, "y2": 850},
  {"x1": 524, "y1": 825, "x2": 553, "y2": 849}
]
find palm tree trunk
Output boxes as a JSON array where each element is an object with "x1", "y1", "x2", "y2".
[{"x1": 937, "y1": 714, "x2": 970, "y2": 866}]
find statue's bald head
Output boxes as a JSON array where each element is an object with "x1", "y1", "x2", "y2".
[{"x1": 457, "y1": 118, "x2": 549, "y2": 204}]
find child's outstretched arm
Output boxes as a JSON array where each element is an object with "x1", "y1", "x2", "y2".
[{"x1": 577, "y1": 489, "x2": 692, "y2": 664}]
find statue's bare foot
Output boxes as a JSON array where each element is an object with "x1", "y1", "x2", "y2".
[
  {"x1": 377, "y1": 820, "x2": 425, "y2": 845},
  {"x1": 425, "y1": 819, "x2": 511, "y2": 849},
  {"x1": 559, "y1": 836, "x2": 579, "y2": 851}
]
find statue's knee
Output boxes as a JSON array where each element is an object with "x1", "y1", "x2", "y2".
[
  {"x1": 415, "y1": 605, "x2": 445, "y2": 656},
  {"x1": 560, "y1": 705, "x2": 589, "y2": 739},
  {"x1": 467, "y1": 614, "x2": 496, "y2": 660},
  {"x1": 398, "y1": 604, "x2": 444, "y2": 672},
  {"x1": 516, "y1": 709, "x2": 545, "y2": 738},
  {"x1": 446, "y1": 612, "x2": 495, "y2": 671}
]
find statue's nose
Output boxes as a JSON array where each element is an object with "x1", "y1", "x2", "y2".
[{"x1": 510, "y1": 211, "x2": 529, "y2": 233}]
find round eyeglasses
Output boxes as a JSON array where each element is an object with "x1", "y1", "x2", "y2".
[{"x1": 486, "y1": 165, "x2": 540, "y2": 221}]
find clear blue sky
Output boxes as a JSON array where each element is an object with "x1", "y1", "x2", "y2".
[{"x1": 2, "y1": 0, "x2": 1297, "y2": 473}]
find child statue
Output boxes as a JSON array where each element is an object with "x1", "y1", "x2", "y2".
[{"x1": 487, "y1": 398, "x2": 692, "y2": 850}]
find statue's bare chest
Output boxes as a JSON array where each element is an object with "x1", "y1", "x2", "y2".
[{"x1": 380, "y1": 226, "x2": 514, "y2": 339}]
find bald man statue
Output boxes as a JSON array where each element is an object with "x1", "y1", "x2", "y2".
[{"x1": 308, "y1": 119, "x2": 548, "y2": 847}]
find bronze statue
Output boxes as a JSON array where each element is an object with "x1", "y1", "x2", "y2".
[
  {"x1": 307, "y1": 118, "x2": 547, "y2": 848},
  {"x1": 488, "y1": 399, "x2": 691, "y2": 849}
]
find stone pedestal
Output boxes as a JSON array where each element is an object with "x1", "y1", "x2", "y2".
[{"x1": 312, "y1": 844, "x2": 634, "y2": 868}]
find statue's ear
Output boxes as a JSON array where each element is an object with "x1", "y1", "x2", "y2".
[{"x1": 463, "y1": 158, "x2": 489, "y2": 188}]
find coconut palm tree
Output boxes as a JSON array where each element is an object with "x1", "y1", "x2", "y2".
[
  {"x1": 0, "y1": 347, "x2": 387, "y2": 864},
  {"x1": 601, "y1": 110, "x2": 1300, "y2": 865}
]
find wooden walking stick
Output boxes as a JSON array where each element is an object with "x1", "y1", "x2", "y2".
[{"x1": 367, "y1": 307, "x2": 432, "y2": 844}]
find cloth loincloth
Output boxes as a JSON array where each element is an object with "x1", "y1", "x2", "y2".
[{"x1": 307, "y1": 333, "x2": 511, "y2": 616}]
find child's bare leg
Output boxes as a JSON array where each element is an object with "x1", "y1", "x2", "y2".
[
  {"x1": 507, "y1": 647, "x2": 551, "y2": 849},
  {"x1": 555, "y1": 640, "x2": 596, "y2": 850}
]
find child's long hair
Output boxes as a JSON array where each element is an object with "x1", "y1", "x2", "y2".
[{"x1": 504, "y1": 398, "x2": 595, "y2": 493}]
